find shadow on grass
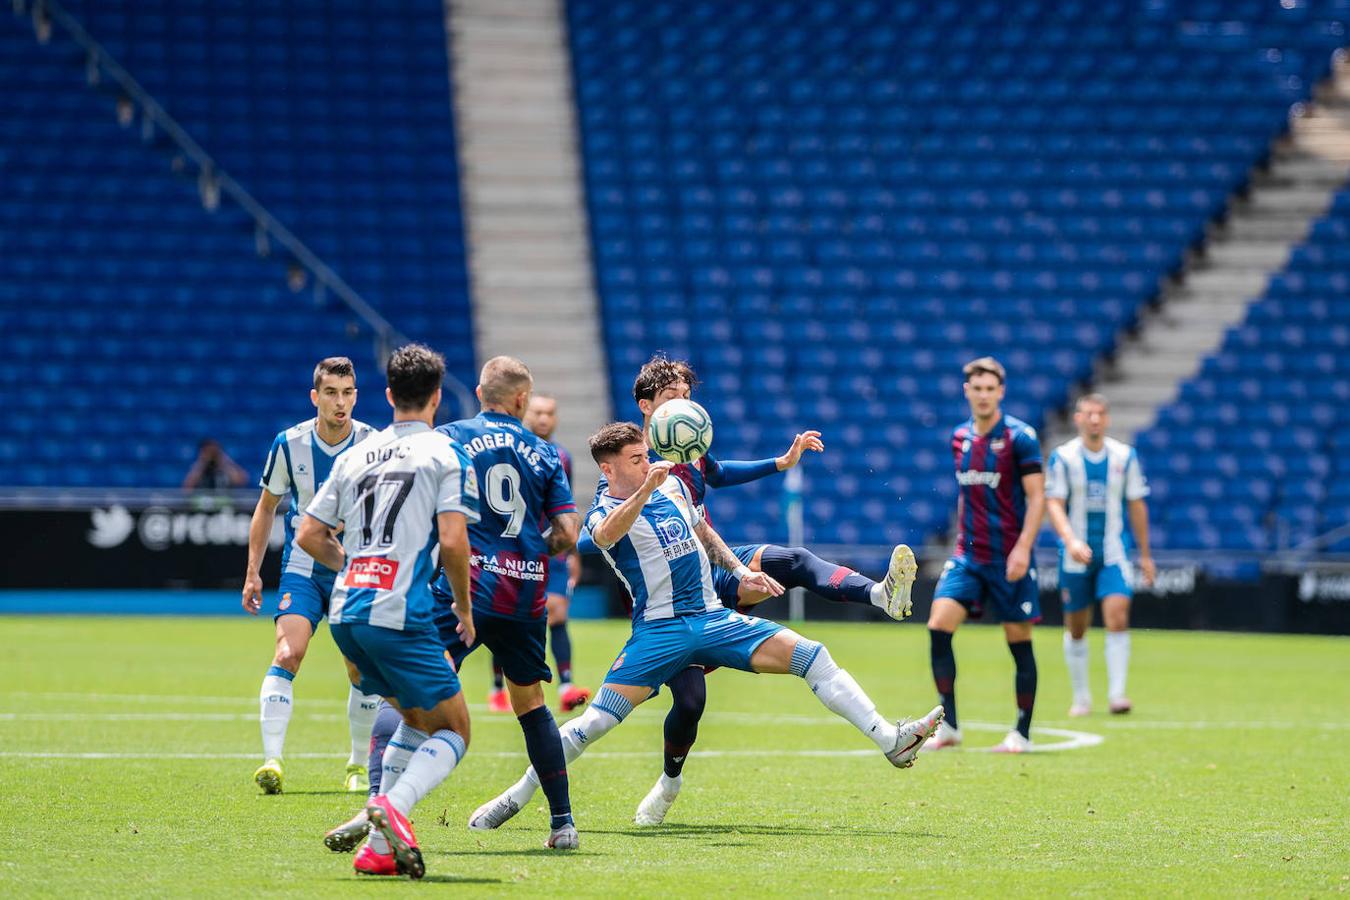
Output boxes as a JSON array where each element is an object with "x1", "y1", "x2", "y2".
[
  {"x1": 429, "y1": 848, "x2": 574, "y2": 859},
  {"x1": 330, "y1": 875, "x2": 503, "y2": 885},
  {"x1": 275, "y1": 790, "x2": 354, "y2": 796}
]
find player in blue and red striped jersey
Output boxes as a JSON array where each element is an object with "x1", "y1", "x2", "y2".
[
  {"x1": 364, "y1": 356, "x2": 583, "y2": 851},
  {"x1": 484, "y1": 395, "x2": 592, "y2": 715},
  {"x1": 926, "y1": 357, "x2": 1047, "y2": 754}
]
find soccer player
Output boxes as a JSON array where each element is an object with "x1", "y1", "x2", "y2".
[
  {"x1": 523, "y1": 393, "x2": 592, "y2": 712},
  {"x1": 303, "y1": 344, "x2": 479, "y2": 879},
  {"x1": 466, "y1": 423, "x2": 943, "y2": 834},
  {"x1": 1045, "y1": 393, "x2": 1154, "y2": 716},
  {"x1": 366, "y1": 357, "x2": 582, "y2": 850},
  {"x1": 241, "y1": 356, "x2": 382, "y2": 794},
  {"x1": 926, "y1": 357, "x2": 1046, "y2": 754},
  {"x1": 584, "y1": 356, "x2": 918, "y2": 824}
]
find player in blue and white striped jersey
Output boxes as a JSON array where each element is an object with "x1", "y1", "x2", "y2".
[
  {"x1": 1045, "y1": 393, "x2": 1154, "y2": 718},
  {"x1": 241, "y1": 357, "x2": 381, "y2": 796},
  {"x1": 465, "y1": 423, "x2": 944, "y2": 835}
]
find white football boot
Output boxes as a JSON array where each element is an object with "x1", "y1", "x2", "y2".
[
  {"x1": 634, "y1": 774, "x2": 682, "y2": 826},
  {"x1": 874, "y1": 545, "x2": 918, "y2": 620},
  {"x1": 1068, "y1": 698, "x2": 1092, "y2": 717},
  {"x1": 992, "y1": 730, "x2": 1031, "y2": 754},
  {"x1": 885, "y1": 705, "x2": 945, "y2": 768}
]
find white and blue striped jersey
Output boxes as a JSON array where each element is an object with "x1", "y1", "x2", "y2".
[
  {"x1": 1045, "y1": 436, "x2": 1149, "y2": 573},
  {"x1": 308, "y1": 421, "x2": 480, "y2": 631},
  {"x1": 585, "y1": 477, "x2": 721, "y2": 626},
  {"x1": 261, "y1": 417, "x2": 378, "y2": 579}
]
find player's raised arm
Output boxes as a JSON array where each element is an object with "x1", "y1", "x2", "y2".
[
  {"x1": 701, "y1": 430, "x2": 825, "y2": 490},
  {"x1": 545, "y1": 513, "x2": 581, "y2": 556},
  {"x1": 242, "y1": 489, "x2": 283, "y2": 614},
  {"x1": 590, "y1": 459, "x2": 672, "y2": 549}
]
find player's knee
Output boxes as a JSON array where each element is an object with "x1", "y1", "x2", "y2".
[
  {"x1": 789, "y1": 639, "x2": 835, "y2": 680},
  {"x1": 670, "y1": 678, "x2": 706, "y2": 721},
  {"x1": 272, "y1": 645, "x2": 305, "y2": 672}
]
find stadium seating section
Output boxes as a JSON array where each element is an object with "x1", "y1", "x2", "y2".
[
  {"x1": 567, "y1": 0, "x2": 1348, "y2": 548},
  {"x1": 1140, "y1": 187, "x2": 1350, "y2": 552},
  {"x1": 2, "y1": 1, "x2": 472, "y2": 486}
]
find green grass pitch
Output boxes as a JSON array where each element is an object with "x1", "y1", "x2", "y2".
[{"x1": 1, "y1": 615, "x2": 1347, "y2": 896}]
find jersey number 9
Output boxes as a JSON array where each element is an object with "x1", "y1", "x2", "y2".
[{"x1": 485, "y1": 463, "x2": 527, "y2": 538}]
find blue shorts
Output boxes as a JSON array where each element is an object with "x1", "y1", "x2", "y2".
[
  {"x1": 711, "y1": 544, "x2": 767, "y2": 608},
  {"x1": 1060, "y1": 558, "x2": 1133, "y2": 613},
  {"x1": 273, "y1": 570, "x2": 337, "y2": 630},
  {"x1": 545, "y1": 553, "x2": 572, "y2": 599},
  {"x1": 435, "y1": 607, "x2": 553, "y2": 686},
  {"x1": 604, "y1": 607, "x2": 784, "y2": 694},
  {"x1": 935, "y1": 556, "x2": 1041, "y2": 623},
  {"x1": 330, "y1": 622, "x2": 462, "y2": 711}
]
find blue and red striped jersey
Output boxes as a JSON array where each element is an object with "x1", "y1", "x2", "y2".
[
  {"x1": 950, "y1": 414, "x2": 1043, "y2": 565},
  {"x1": 435, "y1": 412, "x2": 576, "y2": 621}
]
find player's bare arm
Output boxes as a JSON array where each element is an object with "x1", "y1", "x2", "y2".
[
  {"x1": 242, "y1": 489, "x2": 283, "y2": 614},
  {"x1": 544, "y1": 511, "x2": 581, "y2": 556},
  {"x1": 438, "y1": 510, "x2": 475, "y2": 647},
  {"x1": 693, "y1": 517, "x2": 785, "y2": 597},
  {"x1": 1006, "y1": 471, "x2": 1046, "y2": 582},
  {"x1": 296, "y1": 514, "x2": 345, "y2": 573},
  {"x1": 1128, "y1": 498, "x2": 1155, "y2": 587},
  {"x1": 775, "y1": 430, "x2": 825, "y2": 470},
  {"x1": 1046, "y1": 496, "x2": 1092, "y2": 565},
  {"x1": 591, "y1": 461, "x2": 672, "y2": 549}
]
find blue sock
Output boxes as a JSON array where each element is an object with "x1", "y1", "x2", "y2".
[
  {"x1": 758, "y1": 545, "x2": 874, "y2": 605},
  {"x1": 366, "y1": 701, "x2": 402, "y2": 798},
  {"x1": 663, "y1": 666, "x2": 705, "y2": 778},
  {"x1": 550, "y1": 622, "x2": 573, "y2": 685},
  {"x1": 518, "y1": 706, "x2": 572, "y2": 829},
  {"x1": 930, "y1": 629, "x2": 958, "y2": 730},
  {"x1": 1008, "y1": 640, "x2": 1037, "y2": 739}
]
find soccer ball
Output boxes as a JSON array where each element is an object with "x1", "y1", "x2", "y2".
[{"x1": 647, "y1": 398, "x2": 714, "y2": 464}]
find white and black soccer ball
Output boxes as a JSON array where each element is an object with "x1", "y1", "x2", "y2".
[{"x1": 647, "y1": 398, "x2": 713, "y2": 464}]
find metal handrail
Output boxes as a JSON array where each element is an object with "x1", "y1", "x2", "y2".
[{"x1": 23, "y1": 0, "x2": 476, "y2": 418}]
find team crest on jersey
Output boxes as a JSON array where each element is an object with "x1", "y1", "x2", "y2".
[
  {"x1": 279, "y1": 593, "x2": 292, "y2": 610},
  {"x1": 990, "y1": 439, "x2": 1006, "y2": 452},
  {"x1": 611, "y1": 652, "x2": 626, "y2": 671},
  {"x1": 295, "y1": 462, "x2": 308, "y2": 475},
  {"x1": 962, "y1": 439, "x2": 971, "y2": 452}
]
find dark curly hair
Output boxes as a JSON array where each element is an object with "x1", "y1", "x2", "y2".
[{"x1": 631, "y1": 354, "x2": 699, "y2": 406}]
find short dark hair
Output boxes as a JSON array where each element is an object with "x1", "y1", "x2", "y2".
[
  {"x1": 313, "y1": 356, "x2": 355, "y2": 390},
  {"x1": 962, "y1": 356, "x2": 1006, "y2": 385},
  {"x1": 386, "y1": 343, "x2": 444, "y2": 411},
  {"x1": 632, "y1": 355, "x2": 699, "y2": 405},
  {"x1": 589, "y1": 421, "x2": 645, "y2": 463}
]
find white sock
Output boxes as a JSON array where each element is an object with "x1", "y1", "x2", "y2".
[
  {"x1": 512, "y1": 704, "x2": 622, "y2": 805},
  {"x1": 386, "y1": 729, "x2": 467, "y2": 816},
  {"x1": 1063, "y1": 633, "x2": 1091, "y2": 704},
  {"x1": 369, "y1": 722, "x2": 428, "y2": 854},
  {"x1": 659, "y1": 772, "x2": 682, "y2": 796},
  {"x1": 801, "y1": 645, "x2": 896, "y2": 751},
  {"x1": 1105, "y1": 631, "x2": 1131, "y2": 701},
  {"x1": 869, "y1": 582, "x2": 885, "y2": 607},
  {"x1": 259, "y1": 668, "x2": 294, "y2": 761},
  {"x1": 347, "y1": 686, "x2": 381, "y2": 766}
]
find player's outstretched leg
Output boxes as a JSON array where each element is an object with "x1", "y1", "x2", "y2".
[
  {"x1": 369, "y1": 720, "x2": 468, "y2": 879},
  {"x1": 755, "y1": 545, "x2": 916, "y2": 620},
  {"x1": 345, "y1": 678, "x2": 381, "y2": 792},
  {"x1": 635, "y1": 665, "x2": 705, "y2": 826},
  {"x1": 469, "y1": 686, "x2": 638, "y2": 831},
  {"x1": 771, "y1": 634, "x2": 942, "y2": 767}
]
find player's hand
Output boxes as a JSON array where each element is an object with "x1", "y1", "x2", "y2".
[
  {"x1": 740, "y1": 571, "x2": 785, "y2": 597},
  {"x1": 1068, "y1": 539, "x2": 1093, "y2": 565},
  {"x1": 1005, "y1": 546, "x2": 1031, "y2": 582},
  {"x1": 777, "y1": 430, "x2": 824, "y2": 470},
  {"x1": 1138, "y1": 556, "x2": 1156, "y2": 589},
  {"x1": 242, "y1": 572, "x2": 263, "y2": 615},
  {"x1": 643, "y1": 461, "x2": 674, "y2": 491},
  {"x1": 456, "y1": 612, "x2": 476, "y2": 648}
]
